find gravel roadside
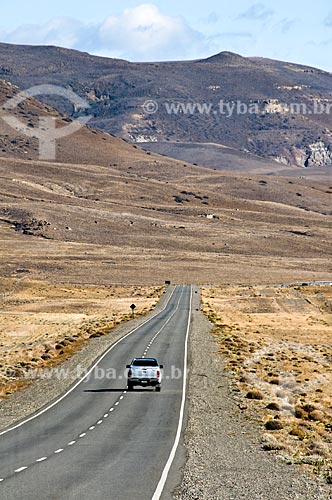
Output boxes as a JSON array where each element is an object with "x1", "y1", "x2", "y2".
[
  {"x1": 0, "y1": 287, "x2": 172, "y2": 432},
  {"x1": 174, "y1": 286, "x2": 331, "y2": 500}
]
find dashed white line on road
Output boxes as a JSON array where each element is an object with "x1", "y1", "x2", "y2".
[
  {"x1": 104, "y1": 414, "x2": 108, "y2": 418},
  {"x1": 115, "y1": 402, "x2": 119, "y2": 406},
  {"x1": 89, "y1": 426, "x2": 95, "y2": 430},
  {"x1": 15, "y1": 467, "x2": 27, "y2": 473},
  {"x1": 36, "y1": 457, "x2": 47, "y2": 462},
  {"x1": 79, "y1": 433, "x2": 86, "y2": 438},
  {"x1": 97, "y1": 420, "x2": 103, "y2": 425},
  {"x1": 68, "y1": 441, "x2": 76, "y2": 446},
  {"x1": 54, "y1": 449, "x2": 63, "y2": 454},
  {"x1": 110, "y1": 408, "x2": 114, "y2": 412},
  {"x1": 120, "y1": 395, "x2": 124, "y2": 400}
]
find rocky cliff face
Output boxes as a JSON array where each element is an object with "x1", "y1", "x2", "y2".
[
  {"x1": 276, "y1": 141, "x2": 332, "y2": 168},
  {"x1": 306, "y1": 141, "x2": 332, "y2": 167}
]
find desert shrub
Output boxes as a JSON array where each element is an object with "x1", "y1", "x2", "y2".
[
  {"x1": 266, "y1": 402, "x2": 280, "y2": 411},
  {"x1": 261, "y1": 434, "x2": 285, "y2": 450},
  {"x1": 308, "y1": 410, "x2": 325, "y2": 422},
  {"x1": 289, "y1": 427, "x2": 305, "y2": 439},
  {"x1": 246, "y1": 389, "x2": 264, "y2": 400},
  {"x1": 294, "y1": 406, "x2": 307, "y2": 419},
  {"x1": 265, "y1": 419, "x2": 284, "y2": 430}
]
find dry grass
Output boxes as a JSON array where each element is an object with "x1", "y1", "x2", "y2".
[
  {"x1": 1, "y1": 155, "x2": 332, "y2": 286},
  {"x1": 1, "y1": 80, "x2": 332, "y2": 287},
  {"x1": 202, "y1": 284, "x2": 332, "y2": 482},
  {"x1": 0, "y1": 81, "x2": 332, "y2": 286},
  {"x1": 0, "y1": 277, "x2": 164, "y2": 399}
]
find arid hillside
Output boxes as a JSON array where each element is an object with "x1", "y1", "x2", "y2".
[
  {"x1": 0, "y1": 153, "x2": 331, "y2": 284},
  {"x1": 2, "y1": 43, "x2": 332, "y2": 170},
  {"x1": 0, "y1": 78, "x2": 331, "y2": 285},
  {"x1": 0, "y1": 78, "x2": 165, "y2": 167}
]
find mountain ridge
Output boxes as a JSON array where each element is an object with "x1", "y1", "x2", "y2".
[{"x1": 1, "y1": 42, "x2": 332, "y2": 173}]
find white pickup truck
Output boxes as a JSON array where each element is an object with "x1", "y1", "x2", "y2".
[{"x1": 126, "y1": 357, "x2": 163, "y2": 392}]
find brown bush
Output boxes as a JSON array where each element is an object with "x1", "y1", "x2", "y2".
[
  {"x1": 246, "y1": 389, "x2": 264, "y2": 400},
  {"x1": 294, "y1": 406, "x2": 307, "y2": 419},
  {"x1": 303, "y1": 403, "x2": 319, "y2": 413},
  {"x1": 41, "y1": 354, "x2": 52, "y2": 360},
  {"x1": 266, "y1": 402, "x2": 280, "y2": 411},
  {"x1": 308, "y1": 410, "x2": 325, "y2": 422},
  {"x1": 265, "y1": 419, "x2": 284, "y2": 430},
  {"x1": 289, "y1": 427, "x2": 305, "y2": 439}
]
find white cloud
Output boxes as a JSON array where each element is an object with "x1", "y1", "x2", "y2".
[
  {"x1": 0, "y1": 4, "x2": 206, "y2": 61},
  {"x1": 237, "y1": 3, "x2": 274, "y2": 21},
  {"x1": 4, "y1": 17, "x2": 85, "y2": 48},
  {"x1": 98, "y1": 4, "x2": 204, "y2": 60}
]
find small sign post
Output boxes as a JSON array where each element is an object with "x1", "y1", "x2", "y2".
[{"x1": 130, "y1": 303, "x2": 136, "y2": 317}]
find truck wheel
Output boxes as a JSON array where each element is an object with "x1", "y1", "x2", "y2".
[
  {"x1": 155, "y1": 385, "x2": 161, "y2": 392},
  {"x1": 128, "y1": 382, "x2": 134, "y2": 391}
]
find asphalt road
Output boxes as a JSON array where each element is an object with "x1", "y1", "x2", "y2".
[{"x1": 0, "y1": 285, "x2": 192, "y2": 500}]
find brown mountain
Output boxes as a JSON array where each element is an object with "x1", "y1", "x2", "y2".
[
  {"x1": 0, "y1": 78, "x2": 331, "y2": 285},
  {"x1": 1, "y1": 43, "x2": 332, "y2": 172}
]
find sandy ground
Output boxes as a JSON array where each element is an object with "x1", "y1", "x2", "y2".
[
  {"x1": 0, "y1": 156, "x2": 332, "y2": 286},
  {"x1": 202, "y1": 284, "x2": 332, "y2": 483},
  {"x1": 0, "y1": 277, "x2": 163, "y2": 398}
]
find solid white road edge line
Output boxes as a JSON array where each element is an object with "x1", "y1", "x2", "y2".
[
  {"x1": 0, "y1": 287, "x2": 176, "y2": 437},
  {"x1": 151, "y1": 285, "x2": 192, "y2": 500}
]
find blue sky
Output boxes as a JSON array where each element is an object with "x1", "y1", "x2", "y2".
[{"x1": 1, "y1": 1, "x2": 332, "y2": 70}]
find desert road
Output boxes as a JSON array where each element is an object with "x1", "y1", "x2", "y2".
[{"x1": 0, "y1": 285, "x2": 192, "y2": 500}]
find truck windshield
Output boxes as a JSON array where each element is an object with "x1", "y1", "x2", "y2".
[{"x1": 132, "y1": 359, "x2": 158, "y2": 367}]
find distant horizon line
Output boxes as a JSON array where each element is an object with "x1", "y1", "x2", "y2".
[{"x1": 0, "y1": 40, "x2": 330, "y2": 74}]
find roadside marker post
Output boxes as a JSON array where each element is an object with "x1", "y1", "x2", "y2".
[{"x1": 130, "y1": 303, "x2": 136, "y2": 317}]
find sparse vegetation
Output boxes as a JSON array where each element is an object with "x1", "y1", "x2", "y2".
[
  {"x1": 0, "y1": 278, "x2": 164, "y2": 399},
  {"x1": 246, "y1": 389, "x2": 264, "y2": 400},
  {"x1": 202, "y1": 284, "x2": 332, "y2": 481}
]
